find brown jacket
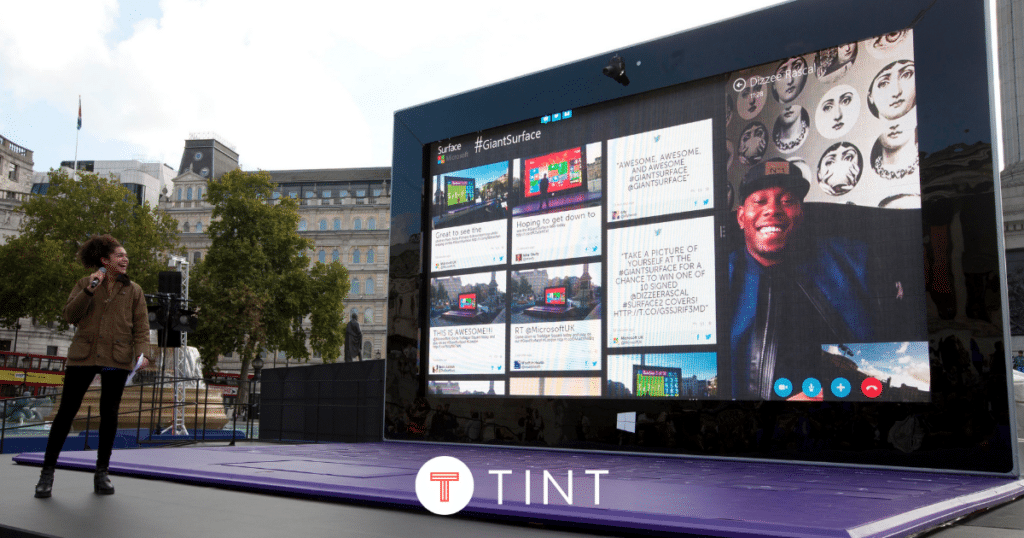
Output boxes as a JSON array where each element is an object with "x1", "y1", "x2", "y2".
[{"x1": 64, "y1": 273, "x2": 150, "y2": 370}]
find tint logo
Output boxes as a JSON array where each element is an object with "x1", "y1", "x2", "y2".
[
  {"x1": 489, "y1": 469, "x2": 608, "y2": 505},
  {"x1": 415, "y1": 456, "x2": 474, "y2": 515}
]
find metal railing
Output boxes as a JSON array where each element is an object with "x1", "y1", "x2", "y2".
[
  {"x1": 0, "y1": 370, "x2": 264, "y2": 454},
  {"x1": 2, "y1": 364, "x2": 391, "y2": 451}
]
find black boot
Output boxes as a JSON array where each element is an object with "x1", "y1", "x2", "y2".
[
  {"x1": 94, "y1": 467, "x2": 115, "y2": 495},
  {"x1": 34, "y1": 466, "x2": 55, "y2": 498}
]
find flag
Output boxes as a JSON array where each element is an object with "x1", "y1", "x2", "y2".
[{"x1": 77, "y1": 97, "x2": 82, "y2": 130}]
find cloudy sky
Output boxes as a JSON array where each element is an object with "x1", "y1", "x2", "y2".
[
  {"x1": 0, "y1": 0, "x2": 786, "y2": 173},
  {"x1": 827, "y1": 342, "x2": 931, "y2": 391}
]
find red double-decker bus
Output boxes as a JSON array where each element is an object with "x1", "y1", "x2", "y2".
[
  {"x1": 205, "y1": 371, "x2": 255, "y2": 398},
  {"x1": 0, "y1": 351, "x2": 67, "y2": 399}
]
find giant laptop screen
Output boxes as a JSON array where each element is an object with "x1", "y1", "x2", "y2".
[{"x1": 388, "y1": 0, "x2": 1017, "y2": 475}]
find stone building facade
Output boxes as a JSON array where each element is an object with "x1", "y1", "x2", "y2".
[
  {"x1": 162, "y1": 138, "x2": 391, "y2": 372},
  {"x1": 1, "y1": 135, "x2": 34, "y2": 246},
  {"x1": 0, "y1": 135, "x2": 34, "y2": 195},
  {"x1": 0, "y1": 135, "x2": 69, "y2": 358},
  {"x1": 2, "y1": 134, "x2": 392, "y2": 374},
  {"x1": 1000, "y1": 0, "x2": 1024, "y2": 352}
]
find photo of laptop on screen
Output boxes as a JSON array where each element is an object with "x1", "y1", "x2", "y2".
[
  {"x1": 513, "y1": 147, "x2": 596, "y2": 216},
  {"x1": 439, "y1": 292, "x2": 503, "y2": 324},
  {"x1": 440, "y1": 292, "x2": 478, "y2": 321},
  {"x1": 431, "y1": 161, "x2": 510, "y2": 230},
  {"x1": 523, "y1": 286, "x2": 575, "y2": 319}
]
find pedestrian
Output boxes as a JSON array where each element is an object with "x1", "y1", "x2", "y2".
[{"x1": 35, "y1": 234, "x2": 150, "y2": 498}]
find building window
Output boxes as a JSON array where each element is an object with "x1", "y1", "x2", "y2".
[
  {"x1": 352, "y1": 249, "x2": 361, "y2": 264},
  {"x1": 319, "y1": 219, "x2": 327, "y2": 231},
  {"x1": 46, "y1": 345, "x2": 58, "y2": 356},
  {"x1": 197, "y1": 187, "x2": 202, "y2": 200},
  {"x1": 354, "y1": 218, "x2": 362, "y2": 231},
  {"x1": 368, "y1": 218, "x2": 376, "y2": 230},
  {"x1": 352, "y1": 279, "x2": 360, "y2": 295},
  {"x1": 332, "y1": 249, "x2": 340, "y2": 262},
  {"x1": 363, "y1": 341, "x2": 372, "y2": 358},
  {"x1": 183, "y1": 221, "x2": 190, "y2": 233},
  {"x1": 333, "y1": 218, "x2": 341, "y2": 230},
  {"x1": 365, "y1": 308, "x2": 373, "y2": 324},
  {"x1": 366, "y1": 278, "x2": 374, "y2": 295},
  {"x1": 194, "y1": 251, "x2": 202, "y2": 263},
  {"x1": 321, "y1": 190, "x2": 331, "y2": 198},
  {"x1": 195, "y1": 221, "x2": 203, "y2": 233},
  {"x1": 177, "y1": 188, "x2": 182, "y2": 201},
  {"x1": 318, "y1": 250, "x2": 326, "y2": 263},
  {"x1": 298, "y1": 219, "x2": 307, "y2": 231},
  {"x1": 367, "y1": 249, "x2": 375, "y2": 264},
  {"x1": 187, "y1": 187, "x2": 193, "y2": 200}
]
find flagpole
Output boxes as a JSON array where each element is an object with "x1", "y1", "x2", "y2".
[{"x1": 72, "y1": 95, "x2": 80, "y2": 180}]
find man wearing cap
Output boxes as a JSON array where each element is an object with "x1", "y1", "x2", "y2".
[{"x1": 727, "y1": 158, "x2": 881, "y2": 400}]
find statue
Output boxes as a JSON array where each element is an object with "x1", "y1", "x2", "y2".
[{"x1": 345, "y1": 312, "x2": 363, "y2": 362}]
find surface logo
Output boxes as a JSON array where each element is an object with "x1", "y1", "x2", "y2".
[{"x1": 415, "y1": 456, "x2": 474, "y2": 515}]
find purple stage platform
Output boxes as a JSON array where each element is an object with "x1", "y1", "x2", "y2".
[{"x1": 14, "y1": 442, "x2": 1024, "y2": 537}]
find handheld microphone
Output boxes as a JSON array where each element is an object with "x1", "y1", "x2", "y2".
[{"x1": 91, "y1": 267, "x2": 107, "y2": 288}]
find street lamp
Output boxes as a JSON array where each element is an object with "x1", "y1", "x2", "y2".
[
  {"x1": 12, "y1": 323, "x2": 21, "y2": 353},
  {"x1": 375, "y1": 350, "x2": 381, "y2": 361}
]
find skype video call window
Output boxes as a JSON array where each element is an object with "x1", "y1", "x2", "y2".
[{"x1": 424, "y1": 29, "x2": 930, "y2": 404}]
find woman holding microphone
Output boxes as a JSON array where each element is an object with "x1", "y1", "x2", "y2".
[{"x1": 35, "y1": 234, "x2": 150, "y2": 498}]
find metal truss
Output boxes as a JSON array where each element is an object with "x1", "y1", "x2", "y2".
[{"x1": 164, "y1": 255, "x2": 190, "y2": 436}]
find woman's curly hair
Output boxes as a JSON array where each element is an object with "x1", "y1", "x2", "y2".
[{"x1": 77, "y1": 234, "x2": 122, "y2": 269}]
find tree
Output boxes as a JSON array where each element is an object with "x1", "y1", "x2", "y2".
[
  {"x1": 190, "y1": 169, "x2": 350, "y2": 410},
  {"x1": 0, "y1": 169, "x2": 181, "y2": 329},
  {"x1": 519, "y1": 276, "x2": 534, "y2": 298}
]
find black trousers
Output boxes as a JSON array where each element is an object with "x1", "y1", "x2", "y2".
[{"x1": 43, "y1": 366, "x2": 129, "y2": 468}]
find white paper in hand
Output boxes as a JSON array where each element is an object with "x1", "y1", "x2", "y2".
[{"x1": 125, "y1": 354, "x2": 145, "y2": 386}]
